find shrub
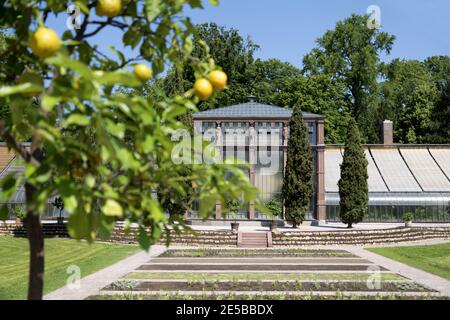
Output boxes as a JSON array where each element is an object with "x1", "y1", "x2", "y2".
[
  {"x1": 265, "y1": 195, "x2": 282, "y2": 219},
  {"x1": 13, "y1": 205, "x2": 26, "y2": 221},
  {"x1": 403, "y1": 212, "x2": 413, "y2": 222}
]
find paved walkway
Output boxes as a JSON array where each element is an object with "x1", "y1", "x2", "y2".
[{"x1": 44, "y1": 245, "x2": 167, "y2": 300}]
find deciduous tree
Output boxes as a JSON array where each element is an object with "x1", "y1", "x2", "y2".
[{"x1": 303, "y1": 14, "x2": 395, "y2": 143}]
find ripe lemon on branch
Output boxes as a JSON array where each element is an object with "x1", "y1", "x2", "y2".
[
  {"x1": 30, "y1": 27, "x2": 61, "y2": 59},
  {"x1": 96, "y1": 0, "x2": 122, "y2": 18},
  {"x1": 208, "y1": 70, "x2": 228, "y2": 91},
  {"x1": 194, "y1": 78, "x2": 213, "y2": 101},
  {"x1": 134, "y1": 64, "x2": 153, "y2": 82}
]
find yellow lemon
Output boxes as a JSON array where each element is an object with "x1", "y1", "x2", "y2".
[
  {"x1": 194, "y1": 78, "x2": 213, "y2": 101},
  {"x1": 208, "y1": 70, "x2": 228, "y2": 91},
  {"x1": 18, "y1": 72, "x2": 43, "y2": 96},
  {"x1": 96, "y1": 0, "x2": 122, "y2": 18},
  {"x1": 134, "y1": 64, "x2": 153, "y2": 82},
  {"x1": 30, "y1": 27, "x2": 61, "y2": 59}
]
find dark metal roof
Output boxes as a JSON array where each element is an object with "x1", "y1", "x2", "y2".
[{"x1": 193, "y1": 102, "x2": 323, "y2": 120}]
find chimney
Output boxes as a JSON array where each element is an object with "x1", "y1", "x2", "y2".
[
  {"x1": 248, "y1": 95, "x2": 256, "y2": 103},
  {"x1": 382, "y1": 120, "x2": 393, "y2": 145}
]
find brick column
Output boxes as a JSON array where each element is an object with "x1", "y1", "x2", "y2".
[
  {"x1": 282, "y1": 122, "x2": 288, "y2": 175},
  {"x1": 215, "y1": 121, "x2": 222, "y2": 219},
  {"x1": 316, "y1": 120, "x2": 326, "y2": 223},
  {"x1": 282, "y1": 122, "x2": 289, "y2": 220},
  {"x1": 248, "y1": 122, "x2": 256, "y2": 220}
]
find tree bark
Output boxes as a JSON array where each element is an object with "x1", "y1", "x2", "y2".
[
  {"x1": 25, "y1": 145, "x2": 45, "y2": 300},
  {"x1": 25, "y1": 181, "x2": 45, "y2": 300}
]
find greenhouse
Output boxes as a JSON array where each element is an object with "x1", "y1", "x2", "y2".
[
  {"x1": 325, "y1": 146, "x2": 450, "y2": 222},
  {"x1": 1, "y1": 99, "x2": 450, "y2": 223}
]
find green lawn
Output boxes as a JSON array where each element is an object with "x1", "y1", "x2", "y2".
[
  {"x1": 368, "y1": 243, "x2": 450, "y2": 280},
  {"x1": 0, "y1": 236, "x2": 139, "y2": 300}
]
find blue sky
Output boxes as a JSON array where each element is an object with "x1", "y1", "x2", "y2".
[{"x1": 47, "y1": 0, "x2": 450, "y2": 68}]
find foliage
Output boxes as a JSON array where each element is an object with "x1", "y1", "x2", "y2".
[
  {"x1": 282, "y1": 103, "x2": 313, "y2": 227},
  {"x1": 0, "y1": 0, "x2": 261, "y2": 299},
  {"x1": 338, "y1": 118, "x2": 368, "y2": 228},
  {"x1": 303, "y1": 14, "x2": 395, "y2": 143},
  {"x1": 423, "y1": 56, "x2": 450, "y2": 143},
  {"x1": 380, "y1": 59, "x2": 438, "y2": 143},
  {"x1": 13, "y1": 204, "x2": 26, "y2": 220},
  {"x1": 264, "y1": 195, "x2": 282, "y2": 219},
  {"x1": 0, "y1": 0, "x2": 259, "y2": 247},
  {"x1": 403, "y1": 212, "x2": 413, "y2": 222},
  {"x1": 225, "y1": 198, "x2": 241, "y2": 214},
  {"x1": 155, "y1": 20, "x2": 449, "y2": 145}
]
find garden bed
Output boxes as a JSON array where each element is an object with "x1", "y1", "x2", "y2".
[
  {"x1": 104, "y1": 280, "x2": 432, "y2": 293},
  {"x1": 88, "y1": 292, "x2": 444, "y2": 300},
  {"x1": 160, "y1": 249, "x2": 356, "y2": 257},
  {"x1": 151, "y1": 257, "x2": 370, "y2": 264},
  {"x1": 136, "y1": 264, "x2": 385, "y2": 271}
]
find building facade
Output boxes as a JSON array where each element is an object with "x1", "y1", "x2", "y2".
[
  {"x1": 193, "y1": 101, "x2": 450, "y2": 223},
  {"x1": 192, "y1": 99, "x2": 326, "y2": 221},
  {"x1": 1, "y1": 101, "x2": 449, "y2": 223}
]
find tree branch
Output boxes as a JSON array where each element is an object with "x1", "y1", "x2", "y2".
[{"x1": 0, "y1": 121, "x2": 32, "y2": 163}]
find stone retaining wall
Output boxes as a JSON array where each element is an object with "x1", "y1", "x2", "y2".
[
  {"x1": 0, "y1": 223, "x2": 238, "y2": 246},
  {"x1": 0, "y1": 223, "x2": 69, "y2": 238},
  {"x1": 272, "y1": 227, "x2": 450, "y2": 246},
  {"x1": 107, "y1": 226, "x2": 238, "y2": 246},
  {"x1": 1, "y1": 223, "x2": 449, "y2": 246}
]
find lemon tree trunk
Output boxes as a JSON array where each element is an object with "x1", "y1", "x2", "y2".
[{"x1": 25, "y1": 148, "x2": 45, "y2": 300}]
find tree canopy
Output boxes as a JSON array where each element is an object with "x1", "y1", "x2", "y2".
[{"x1": 0, "y1": 0, "x2": 259, "y2": 300}]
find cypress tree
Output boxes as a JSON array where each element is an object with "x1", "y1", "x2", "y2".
[
  {"x1": 338, "y1": 118, "x2": 369, "y2": 228},
  {"x1": 282, "y1": 103, "x2": 313, "y2": 228}
]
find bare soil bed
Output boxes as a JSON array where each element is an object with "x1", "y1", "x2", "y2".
[
  {"x1": 151, "y1": 258, "x2": 371, "y2": 264},
  {"x1": 137, "y1": 264, "x2": 386, "y2": 271}
]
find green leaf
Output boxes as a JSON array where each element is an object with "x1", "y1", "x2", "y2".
[
  {"x1": 74, "y1": 0, "x2": 90, "y2": 14},
  {"x1": 94, "y1": 71, "x2": 141, "y2": 87},
  {"x1": 58, "y1": 180, "x2": 78, "y2": 213},
  {"x1": 41, "y1": 95, "x2": 61, "y2": 112},
  {"x1": 0, "y1": 174, "x2": 21, "y2": 201},
  {"x1": 46, "y1": 52, "x2": 92, "y2": 79},
  {"x1": 64, "y1": 114, "x2": 90, "y2": 127},
  {"x1": 104, "y1": 119, "x2": 125, "y2": 139},
  {"x1": 67, "y1": 211, "x2": 90, "y2": 240},
  {"x1": 102, "y1": 199, "x2": 123, "y2": 217},
  {"x1": 123, "y1": 27, "x2": 142, "y2": 49},
  {"x1": 145, "y1": 0, "x2": 162, "y2": 23},
  {"x1": 138, "y1": 225, "x2": 151, "y2": 251},
  {"x1": 0, "y1": 205, "x2": 9, "y2": 221},
  {"x1": 0, "y1": 84, "x2": 36, "y2": 97},
  {"x1": 98, "y1": 216, "x2": 116, "y2": 240}
]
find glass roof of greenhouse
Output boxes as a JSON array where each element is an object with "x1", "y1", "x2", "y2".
[{"x1": 325, "y1": 145, "x2": 450, "y2": 199}]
